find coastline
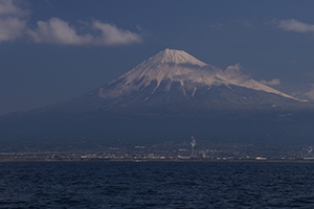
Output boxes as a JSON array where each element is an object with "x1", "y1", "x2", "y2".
[{"x1": 1, "y1": 157, "x2": 314, "y2": 163}]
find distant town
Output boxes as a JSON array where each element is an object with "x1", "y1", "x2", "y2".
[{"x1": 0, "y1": 137, "x2": 313, "y2": 162}]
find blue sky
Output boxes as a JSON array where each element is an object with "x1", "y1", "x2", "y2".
[{"x1": 1, "y1": 0, "x2": 314, "y2": 115}]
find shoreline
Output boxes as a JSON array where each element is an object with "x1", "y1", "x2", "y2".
[{"x1": 1, "y1": 157, "x2": 314, "y2": 163}]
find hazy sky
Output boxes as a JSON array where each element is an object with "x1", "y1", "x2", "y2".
[{"x1": 1, "y1": 0, "x2": 314, "y2": 115}]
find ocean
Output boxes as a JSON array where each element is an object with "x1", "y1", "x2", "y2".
[{"x1": 1, "y1": 161, "x2": 314, "y2": 209}]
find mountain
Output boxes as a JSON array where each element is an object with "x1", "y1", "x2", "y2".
[
  {"x1": 54, "y1": 48, "x2": 308, "y2": 115},
  {"x1": 1, "y1": 49, "x2": 314, "y2": 151}
]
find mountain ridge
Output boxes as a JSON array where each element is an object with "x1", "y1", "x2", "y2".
[
  {"x1": 97, "y1": 49, "x2": 302, "y2": 103},
  {"x1": 58, "y1": 48, "x2": 308, "y2": 115}
]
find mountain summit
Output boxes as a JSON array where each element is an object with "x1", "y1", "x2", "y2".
[
  {"x1": 148, "y1": 48, "x2": 207, "y2": 66},
  {"x1": 65, "y1": 48, "x2": 306, "y2": 114},
  {"x1": 99, "y1": 49, "x2": 297, "y2": 100}
]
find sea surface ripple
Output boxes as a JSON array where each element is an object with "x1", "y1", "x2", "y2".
[{"x1": 0, "y1": 161, "x2": 314, "y2": 209}]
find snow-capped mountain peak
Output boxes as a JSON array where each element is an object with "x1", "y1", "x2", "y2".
[
  {"x1": 104, "y1": 49, "x2": 217, "y2": 95},
  {"x1": 150, "y1": 48, "x2": 207, "y2": 66},
  {"x1": 99, "y1": 49, "x2": 302, "y2": 102}
]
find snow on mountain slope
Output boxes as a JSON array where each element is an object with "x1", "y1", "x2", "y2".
[
  {"x1": 149, "y1": 48, "x2": 207, "y2": 66},
  {"x1": 240, "y1": 79, "x2": 297, "y2": 100},
  {"x1": 99, "y1": 48, "x2": 302, "y2": 102}
]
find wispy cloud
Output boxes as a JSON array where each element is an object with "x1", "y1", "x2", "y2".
[
  {"x1": 224, "y1": 64, "x2": 249, "y2": 83},
  {"x1": 272, "y1": 19, "x2": 314, "y2": 33},
  {"x1": 304, "y1": 84, "x2": 314, "y2": 100},
  {"x1": 0, "y1": 0, "x2": 27, "y2": 41},
  {"x1": 225, "y1": 63, "x2": 241, "y2": 72},
  {"x1": 237, "y1": 19, "x2": 253, "y2": 28},
  {"x1": 0, "y1": 17, "x2": 26, "y2": 41},
  {"x1": 0, "y1": 1, "x2": 143, "y2": 46},
  {"x1": 28, "y1": 18, "x2": 142, "y2": 46},
  {"x1": 0, "y1": 0, "x2": 26, "y2": 16},
  {"x1": 92, "y1": 21, "x2": 142, "y2": 45},
  {"x1": 28, "y1": 18, "x2": 91, "y2": 45},
  {"x1": 211, "y1": 22, "x2": 224, "y2": 30},
  {"x1": 260, "y1": 79, "x2": 281, "y2": 86}
]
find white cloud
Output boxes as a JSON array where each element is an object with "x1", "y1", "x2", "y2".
[
  {"x1": 0, "y1": 0, "x2": 25, "y2": 16},
  {"x1": 272, "y1": 19, "x2": 314, "y2": 33},
  {"x1": 304, "y1": 85, "x2": 314, "y2": 100},
  {"x1": 0, "y1": 17, "x2": 26, "y2": 41},
  {"x1": 226, "y1": 63, "x2": 241, "y2": 72},
  {"x1": 92, "y1": 21, "x2": 142, "y2": 45},
  {"x1": 0, "y1": 0, "x2": 27, "y2": 42},
  {"x1": 28, "y1": 18, "x2": 142, "y2": 46},
  {"x1": 304, "y1": 90, "x2": 314, "y2": 99},
  {"x1": 29, "y1": 18, "x2": 92, "y2": 45},
  {"x1": 224, "y1": 64, "x2": 249, "y2": 83},
  {"x1": 0, "y1": 1, "x2": 143, "y2": 46},
  {"x1": 260, "y1": 79, "x2": 281, "y2": 86}
]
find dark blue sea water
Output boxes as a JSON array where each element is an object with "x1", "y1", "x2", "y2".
[{"x1": 1, "y1": 161, "x2": 314, "y2": 209}]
